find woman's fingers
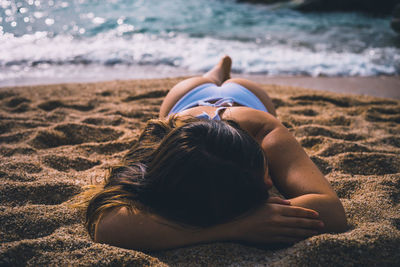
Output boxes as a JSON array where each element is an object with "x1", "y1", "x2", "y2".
[
  {"x1": 277, "y1": 215, "x2": 324, "y2": 230},
  {"x1": 267, "y1": 204, "x2": 323, "y2": 229},
  {"x1": 234, "y1": 203, "x2": 323, "y2": 244},
  {"x1": 267, "y1": 197, "x2": 291, "y2": 205},
  {"x1": 280, "y1": 205, "x2": 319, "y2": 219}
]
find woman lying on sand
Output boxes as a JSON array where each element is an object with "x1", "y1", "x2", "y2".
[{"x1": 82, "y1": 56, "x2": 347, "y2": 251}]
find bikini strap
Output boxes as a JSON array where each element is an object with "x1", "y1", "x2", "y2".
[
  {"x1": 197, "y1": 97, "x2": 234, "y2": 108},
  {"x1": 212, "y1": 106, "x2": 228, "y2": 120},
  {"x1": 196, "y1": 106, "x2": 228, "y2": 121},
  {"x1": 195, "y1": 98, "x2": 233, "y2": 120}
]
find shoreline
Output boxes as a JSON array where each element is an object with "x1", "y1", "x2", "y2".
[{"x1": 1, "y1": 74, "x2": 399, "y2": 100}]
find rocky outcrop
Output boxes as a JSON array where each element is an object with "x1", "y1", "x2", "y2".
[
  {"x1": 294, "y1": 0, "x2": 399, "y2": 14},
  {"x1": 241, "y1": 0, "x2": 400, "y2": 15},
  {"x1": 240, "y1": 0, "x2": 290, "y2": 3},
  {"x1": 391, "y1": 4, "x2": 400, "y2": 33}
]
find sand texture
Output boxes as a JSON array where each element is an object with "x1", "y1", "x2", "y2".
[{"x1": 0, "y1": 78, "x2": 399, "y2": 266}]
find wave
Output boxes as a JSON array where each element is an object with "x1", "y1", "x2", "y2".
[{"x1": 0, "y1": 30, "x2": 399, "y2": 84}]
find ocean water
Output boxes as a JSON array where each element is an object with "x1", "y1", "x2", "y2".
[{"x1": 1, "y1": 0, "x2": 399, "y2": 86}]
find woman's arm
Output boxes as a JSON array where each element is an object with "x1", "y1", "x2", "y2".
[
  {"x1": 241, "y1": 110, "x2": 348, "y2": 233},
  {"x1": 260, "y1": 124, "x2": 347, "y2": 232},
  {"x1": 95, "y1": 198, "x2": 323, "y2": 251}
]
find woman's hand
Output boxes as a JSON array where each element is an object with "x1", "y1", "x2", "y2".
[{"x1": 226, "y1": 197, "x2": 324, "y2": 244}]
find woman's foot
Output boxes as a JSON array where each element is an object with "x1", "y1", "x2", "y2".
[{"x1": 203, "y1": 56, "x2": 232, "y2": 86}]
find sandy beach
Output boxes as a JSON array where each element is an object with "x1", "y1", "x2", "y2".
[
  {"x1": 240, "y1": 75, "x2": 400, "y2": 100},
  {"x1": 0, "y1": 77, "x2": 399, "y2": 266}
]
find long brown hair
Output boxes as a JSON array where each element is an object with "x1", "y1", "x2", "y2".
[{"x1": 84, "y1": 116, "x2": 269, "y2": 239}]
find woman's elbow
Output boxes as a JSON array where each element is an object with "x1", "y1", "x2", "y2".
[
  {"x1": 325, "y1": 198, "x2": 348, "y2": 233},
  {"x1": 94, "y1": 217, "x2": 113, "y2": 244},
  {"x1": 93, "y1": 208, "x2": 128, "y2": 247}
]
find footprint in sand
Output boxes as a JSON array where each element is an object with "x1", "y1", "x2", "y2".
[
  {"x1": 0, "y1": 206, "x2": 80, "y2": 242},
  {"x1": 0, "y1": 91, "x2": 15, "y2": 100},
  {"x1": 6, "y1": 104, "x2": 30, "y2": 113},
  {"x1": 122, "y1": 90, "x2": 168, "y2": 102},
  {"x1": 379, "y1": 177, "x2": 400, "y2": 204},
  {"x1": 365, "y1": 106, "x2": 400, "y2": 123},
  {"x1": 0, "y1": 146, "x2": 37, "y2": 157},
  {"x1": 368, "y1": 106, "x2": 400, "y2": 115},
  {"x1": 337, "y1": 153, "x2": 400, "y2": 175},
  {"x1": 0, "y1": 171, "x2": 36, "y2": 182},
  {"x1": 295, "y1": 125, "x2": 364, "y2": 141},
  {"x1": 0, "y1": 121, "x2": 51, "y2": 134},
  {"x1": 42, "y1": 155, "x2": 100, "y2": 172},
  {"x1": 38, "y1": 100, "x2": 95, "y2": 111},
  {"x1": 37, "y1": 100, "x2": 64, "y2": 111},
  {"x1": 299, "y1": 136, "x2": 326, "y2": 148},
  {"x1": 310, "y1": 156, "x2": 332, "y2": 174},
  {"x1": 2, "y1": 96, "x2": 31, "y2": 113},
  {"x1": 0, "y1": 122, "x2": 16, "y2": 134},
  {"x1": 29, "y1": 123, "x2": 123, "y2": 149},
  {"x1": 390, "y1": 218, "x2": 400, "y2": 231},
  {"x1": 0, "y1": 181, "x2": 81, "y2": 206},
  {"x1": 289, "y1": 108, "x2": 319, "y2": 116},
  {"x1": 375, "y1": 136, "x2": 400, "y2": 148},
  {"x1": 318, "y1": 142, "x2": 370, "y2": 157},
  {"x1": 81, "y1": 116, "x2": 125, "y2": 126},
  {"x1": 1, "y1": 162, "x2": 42, "y2": 174},
  {"x1": 271, "y1": 98, "x2": 287, "y2": 109},
  {"x1": 99, "y1": 90, "x2": 112, "y2": 96},
  {"x1": 5, "y1": 97, "x2": 31, "y2": 108},
  {"x1": 330, "y1": 179, "x2": 362, "y2": 199},
  {"x1": 367, "y1": 100, "x2": 398, "y2": 106},
  {"x1": 115, "y1": 110, "x2": 156, "y2": 120},
  {"x1": 78, "y1": 140, "x2": 134, "y2": 155},
  {"x1": 318, "y1": 116, "x2": 352, "y2": 126},
  {"x1": 290, "y1": 94, "x2": 354, "y2": 107},
  {"x1": 0, "y1": 130, "x2": 34, "y2": 144}
]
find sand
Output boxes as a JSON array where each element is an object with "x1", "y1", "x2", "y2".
[
  {"x1": 239, "y1": 75, "x2": 400, "y2": 100},
  {"x1": 0, "y1": 78, "x2": 399, "y2": 266}
]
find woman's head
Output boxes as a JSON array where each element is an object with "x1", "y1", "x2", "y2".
[
  {"x1": 85, "y1": 117, "x2": 269, "y2": 236},
  {"x1": 138, "y1": 118, "x2": 269, "y2": 227}
]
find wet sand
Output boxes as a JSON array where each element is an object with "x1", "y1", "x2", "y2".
[
  {"x1": 240, "y1": 75, "x2": 400, "y2": 99},
  {"x1": 0, "y1": 78, "x2": 399, "y2": 266},
  {"x1": 2, "y1": 75, "x2": 399, "y2": 100}
]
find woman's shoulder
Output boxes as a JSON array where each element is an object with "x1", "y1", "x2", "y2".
[
  {"x1": 175, "y1": 106, "x2": 283, "y2": 139},
  {"x1": 222, "y1": 106, "x2": 283, "y2": 138}
]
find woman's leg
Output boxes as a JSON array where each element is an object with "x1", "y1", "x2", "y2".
[
  {"x1": 159, "y1": 56, "x2": 232, "y2": 118},
  {"x1": 222, "y1": 78, "x2": 277, "y2": 117}
]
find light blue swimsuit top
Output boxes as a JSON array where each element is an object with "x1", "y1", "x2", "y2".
[{"x1": 195, "y1": 98, "x2": 234, "y2": 120}]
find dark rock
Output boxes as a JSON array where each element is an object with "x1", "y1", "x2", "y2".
[
  {"x1": 241, "y1": 0, "x2": 400, "y2": 15},
  {"x1": 394, "y1": 4, "x2": 400, "y2": 16},
  {"x1": 391, "y1": 18, "x2": 400, "y2": 33},
  {"x1": 391, "y1": 4, "x2": 400, "y2": 33},
  {"x1": 239, "y1": 0, "x2": 290, "y2": 3},
  {"x1": 294, "y1": 0, "x2": 399, "y2": 14}
]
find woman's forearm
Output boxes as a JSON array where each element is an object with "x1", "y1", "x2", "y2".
[
  {"x1": 289, "y1": 194, "x2": 347, "y2": 233},
  {"x1": 259, "y1": 125, "x2": 347, "y2": 233},
  {"x1": 95, "y1": 207, "x2": 233, "y2": 251}
]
